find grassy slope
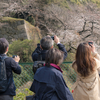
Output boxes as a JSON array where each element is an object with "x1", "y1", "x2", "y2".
[{"x1": 42, "y1": 0, "x2": 100, "y2": 8}]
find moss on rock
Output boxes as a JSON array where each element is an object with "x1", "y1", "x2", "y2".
[{"x1": 0, "y1": 17, "x2": 41, "y2": 43}]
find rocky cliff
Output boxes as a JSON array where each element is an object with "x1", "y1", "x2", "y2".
[{"x1": 0, "y1": 0, "x2": 100, "y2": 53}]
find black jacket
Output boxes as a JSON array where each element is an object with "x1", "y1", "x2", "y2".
[
  {"x1": 32, "y1": 43, "x2": 67, "y2": 61},
  {"x1": 30, "y1": 65, "x2": 74, "y2": 100},
  {"x1": 0, "y1": 54, "x2": 21, "y2": 96}
]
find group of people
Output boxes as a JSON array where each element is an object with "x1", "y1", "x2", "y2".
[{"x1": 0, "y1": 35, "x2": 100, "y2": 100}]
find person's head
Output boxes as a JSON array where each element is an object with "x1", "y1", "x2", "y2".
[
  {"x1": 40, "y1": 36, "x2": 54, "y2": 50},
  {"x1": 0, "y1": 38, "x2": 9, "y2": 54},
  {"x1": 75, "y1": 42, "x2": 96, "y2": 77},
  {"x1": 45, "y1": 48, "x2": 64, "y2": 66}
]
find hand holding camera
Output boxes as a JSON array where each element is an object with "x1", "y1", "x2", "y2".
[
  {"x1": 12, "y1": 55, "x2": 20, "y2": 63},
  {"x1": 51, "y1": 36, "x2": 54, "y2": 40},
  {"x1": 51, "y1": 35, "x2": 60, "y2": 44},
  {"x1": 88, "y1": 41, "x2": 95, "y2": 52},
  {"x1": 54, "y1": 35, "x2": 60, "y2": 44},
  {"x1": 88, "y1": 42, "x2": 93, "y2": 46}
]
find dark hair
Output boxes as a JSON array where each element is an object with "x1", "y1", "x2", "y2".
[
  {"x1": 75, "y1": 43, "x2": 96, "y2": 77},
  {"x1": 40, "y1": 36, "x2": 54, "y2": 50},
  {"x1": 0, "y1": 38, "x2": 9, "y2": 54},
  {"x1": 45, "y1": 48, "x2": 64, "y2": 66}
]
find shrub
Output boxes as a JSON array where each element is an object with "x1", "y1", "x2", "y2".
[
  {"x1": 14, "y1": 88, "x2": 34, "y2": 100},
  {"x1": 8, "y1": 39, "x2": 40, "y2": 62},
  {"x1": 13, "y1": 65, "x2": 33, "y2": 88}
]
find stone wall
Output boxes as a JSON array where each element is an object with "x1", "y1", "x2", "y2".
[{"x1": 0, "y1": 17, "x2": 41, "y2": 43}]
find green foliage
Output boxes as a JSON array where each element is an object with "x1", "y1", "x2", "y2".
[
  {"x1": 0, "y1": 17, "x2": 24, "y2": 23},
  {"x1": 42, "y1": 0, "x2": 69, "y2": 8},
  {"x1": 64, "y1": 53, "x2": 75, "y2": 62},
  {"x1": 13, "y1": 65, "x2": 33, "y2": 88},
  {"x1": 27, "y1": 16, "x2": 35, "y2": 25},
  {"x1": 61, "y1": 63, "x2": 76, "y2": 91},
  {"x1": 8, "y1": 39, "x2": 75, "y2": 62},
  {"x1": 14, "y1": 88, "x2": 33, "y2": 100},
  {"x1": 70, "y1": 0, "x2": 81, "y2": 5},
  {"x1": 41, "y1": 0, "x2": 100, "y2": 7},
  {"x1": 69, "y1": 0, "x2": 100, "y2": 6},
  {"x1": 13, "y1": 64, "x2": 34, "y2": 100},
  {"x1": 8, "y1": 39, "x2": 38, "y2": 62}
]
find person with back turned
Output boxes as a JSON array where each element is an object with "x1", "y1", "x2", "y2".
[
  {"x1": 32, "y1": 35, "x2": 67, "y2": 74},
  {"x1": 30, "y1": 48, "x2": 74, "y2": 100},
  {"x1": 0, "y1": 38, "x2": 21, "y2": 100},
  {"x1": 72, "y1": 42, "x2": 100, "y2": 100}
]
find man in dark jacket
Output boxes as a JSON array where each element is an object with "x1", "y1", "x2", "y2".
[
  {"x1": 0, "y1": 38, "x2": 21, "y2": 100},
  {"x1": 32, "y1": 35, "x2": 67, "y2": 61}
]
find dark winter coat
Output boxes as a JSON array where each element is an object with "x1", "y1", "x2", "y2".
[
  {"x1": 30, "y1": 65, "x2": 74, "y2": 100},
  {"x1": 0, "y1": 54, "x2": 21, "y2": 96}
]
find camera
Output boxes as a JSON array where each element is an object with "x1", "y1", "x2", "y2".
[
  {"x1": 51, "y1": 36, "x2": 54, "y2": 40},
  {"x1": 12, "y1": 55, "x2": 17, "y2": 58},
  {"x1": 88, "y1": 42, "x2": 93, "y2": 46}
]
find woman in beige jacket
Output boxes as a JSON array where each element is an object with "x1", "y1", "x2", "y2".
[{"x1": 72, "y1": 42, "x2": 100, "y2": 100}]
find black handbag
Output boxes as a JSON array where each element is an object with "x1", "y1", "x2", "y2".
[
  {"x1": 33, "y1": 54, "x2": 45, "y2": 74},
  {"x1": 26, "y1": 95, "x2": 34, "y2": 100}
]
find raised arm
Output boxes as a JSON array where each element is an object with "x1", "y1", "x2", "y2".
[
  {"x1": 90, "y1": 44, "x2": 100, "y2": 73},
  {"x1": 11, "y1": 56, "x2": 21, "y2": 74},
  {"x1": 90, "y1": 43, "x2": 100, "y2": 60},
  {"x1": 54, "y1": 35, "x2": 67, "y2": 60}
]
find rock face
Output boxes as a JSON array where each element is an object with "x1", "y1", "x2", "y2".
[
  {"x1": 0, "y1": 0, "x2": 100, "y2": 53},
  {"x1": 0, "y1": 17, "x2": 41, "y2": 43}
]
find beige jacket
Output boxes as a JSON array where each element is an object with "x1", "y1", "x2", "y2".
[{"x1": 72, "y1": 52, "x2": 100, "y2": 100}]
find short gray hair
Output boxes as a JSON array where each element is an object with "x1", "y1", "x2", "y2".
[{"x1": 40, "y1": 36, "x2": 54, "y2": 50}]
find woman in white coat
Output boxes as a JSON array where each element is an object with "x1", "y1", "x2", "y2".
[{"x1": 72, "y1": 42, "x2": 100, "y2": 100}]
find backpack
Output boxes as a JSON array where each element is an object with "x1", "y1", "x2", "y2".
[
  {"x1": 0, "y1": 56, "x2": 8, "y2": 93},
  {"x1": 33, "y1": 54, "x2": 45, "y2": 74}
]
